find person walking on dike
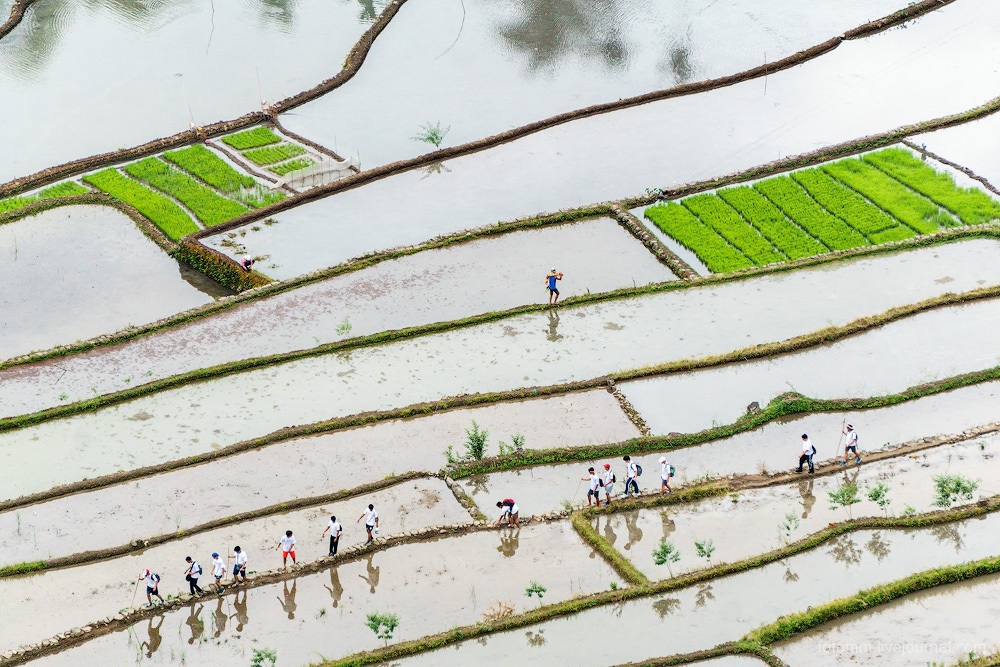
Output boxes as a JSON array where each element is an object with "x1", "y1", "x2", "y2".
[
  {"x1": 358, "y1": 504, "x2": 379, "y2": 545},
  {"x1": 796, "y1": 433, "x2": 816, "y2": 474},
  {"x1": 183, "y1": 556, "x2": 204, "y2": 596},
  {"x1": 211, "y1": 552, "x2": 226, "y2": 592},
  {"x1": 321, "y1": 515, "x2": 343, "y2": 556},
  {"x1": 622, "y1": 455, "x2": 640, "y2": 497},
  {"x1": 139, "y1": 569, "x2": 165, "y2": 607},
  {"x1": 232, "y1": 546, "x2": 248, "y2": 584},
  {"x1": 494, "y1": 498, "x2": 520, "y2": 527},
  {"x1": 546, "y1": 268, "x2": 563, "y2": 305},
  {"x1": 659, "y1": 456, "x2": 674, "y2": 495},
  {"x1": 602, "y1": 463, "x2": 615, "y2": 506},
  {"x1": 277, "y1": 530, "x2": 297, "y2": 569},
  {"x1": 582, "y1": 467, "x2": 603, "y2": 506},
  {"x1": 842, "y1": 424, "x2": 862, "y2": 465}
]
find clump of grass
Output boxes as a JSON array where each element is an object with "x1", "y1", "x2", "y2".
[
  {"x1": 221, "y1": 127, "x2": 281, "y2": 150},
  {"x1": 0, "y1": 561, "x2": 46, "y2": 577},
  {"x1": 932, "y1": 474, "x2": 980, "y2": 508},
  {"x1": 694, "y1": 539, "x2": 715, "y2": 564},
  {"x1": 124, "y1": 157, "x2": 248, "y2": 227},
  {"x1": 524, "y1": 581, "x2": 546, "y2": 606},
  {"x1": 250, "y1": 647, "x2": 277, "y2": 667},
  {"x1": 269, "y1": 157, "x2": 314, "y2": 176},
  {"x1": 446, "y1": 420, "x2": 490, "y2": 462},
  {"x1": 867, "y1": 481, "x2": 892, "y2": 517},
  {"x1": 411, "y1": 121, "x2": 450, "y2": 149},
  {"x1": 481, "y1": 600, "x2": 515, "y2": 623},
  {"x1": 83, "y1": 169, "x2": 197, "y2": 240},
  {"x1": 243, "y1": 143, "x2": 307, "y2": 166}
]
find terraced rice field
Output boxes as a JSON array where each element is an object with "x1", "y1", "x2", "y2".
[{"x1": 3, "y1": 1, "x2": 1000, "y2": 666}]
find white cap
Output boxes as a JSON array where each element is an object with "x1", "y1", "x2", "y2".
[
  {"x1": 141, "y1": 569, "x2": 149, "y2": 577},
  {"x1": 551, "y1": 267, "x2": 556, "y2": 272},
  {"x1": 659, "y1": 456, "x2": 667, "y2": 463}
]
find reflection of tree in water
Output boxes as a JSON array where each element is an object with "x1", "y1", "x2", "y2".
[
  {"x1": 651, "y1": 596, "x2": 681, "y2": 619},
  {"x1": 694, "y1": 582, "x2": 714, "y2": 608},
  {"x1": 352, "y1": 0, "x2": 389, "y2": 24},
  {"x1": 930, "y1": 524, "x2": 965, "y2": 553},
  {"x1": 865, "y1": 531, "x2": 892, "y2": 562},
  {"x1": 780, "y1": 559, "x2": 799, "y2": 583},
  {"x1": 464, "y1": 474, "x2": 491, "y2": 497},
  {"x1": 251, "y1": 0, "x2": 297, "y2": 29},
  {"x1": 658, "y1": 26, "x2": 694, "y2": 84},
  {"x1": 827, "y1": 535, "x2": 863, "y2": 567},
  {"x1": 526, "y1": 629, "x2": 546, "y2": 647}
]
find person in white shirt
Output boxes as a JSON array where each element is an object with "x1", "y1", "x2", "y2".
[
  {"x1": 797, "y1": 433, "x2": 816, "y2": 474},
  {"x1": 211, "y1": 552, "x2": 226, "y2": 590},
  {"x1": 231, "y1": 546, "x2": 247, "y2": 584},
  {"x1": 841, "y1": 424, "x2": 862, "y2": 465},
  {"x1": 138, "y1": 568, "x2": 164, "y2": 607},
  {"x1": 183, "y1": 556, "x2": 204, "y2": 596},
  {"x1": 357, "y1": 504, "x2": 379, "y2": 545},
  {"x1": 276, "y1": 530, "x2": 297, "y2": 569},
  {"x1": 659, "y1": 456, "x2": 673, "y2": 495},
  {"x1": 622, "y1": 455, "x2": 640, "y2": 497},
  {"x1": 494, "y1": 499, "x2": 520, "y2": 528},
  {"x1": 321, "y1": 515, "x2": 343, "y2": 556},
  {"x1": 581, "y1": 467, "x2": 602, "y2": 506},
  {"x1": 602, "y1": 463, "x2": 615, "y2": 506}
]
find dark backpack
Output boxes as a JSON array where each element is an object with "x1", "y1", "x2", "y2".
[
  {"x1": 151, "y1": 573, "x2": 160, "y2": 584},
  {"x1": 635, "y1": 464, "x2": 643, "y2": 477},
  {"x1": 669, "y1": 464, "x2": 676, "y2": 477}
]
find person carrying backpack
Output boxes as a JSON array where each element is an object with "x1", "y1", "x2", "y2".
[
  {"x1": 183, "y1": 556, "x2": 204, "y2": 596},
  {"x1": 602, "y1": 463, "x2": 615, "y2": 506},
  {"x1": 796, "y1": 434, "x2": 816, "y2": 474},
  {"x1": 622, "y1": 455, "x2": 641, "y2": 497},
  {"x1": 659, "y1": 457, "x2": 674, "y2": 495},
  {"x1": 581, "y1": 467, "x2": 603, "y2": 506},
  {"x1": 841, "y1": 424, "x2": 862, "y2": 465},
  {"x1": 494, "y1": 498, "x2": 520, "y2": 528},
  {"x1": 139, "y1": 569, "x2": 165, "y2": 607}
]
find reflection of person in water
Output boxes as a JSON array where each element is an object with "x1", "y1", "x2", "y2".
[
  {"x1": 602, "y1": 515, "x2": 618, "y2": 547},
  {"x1": 140, "y1": 616, "x2": 164, "y2": 658},
  {"x1": 798, "y1": 479, "x2": 816, "y2": 519},
  {"x1": 497, "y1": 528, "x2": 520, "y2": 558},
  {"x1": 277, "y1": 581, "x2": 297, "y2": 620},
  {"x1": 212, "y1": 597, "x2": 227, "y2": 638},
  {"x1": 359, "y1": 553, "x2": 380, "y2": 594},
  {"x1": 185, "y1": 604, "x2": 205, "y2": 644},
  {"x1": 661, "y1": 513, "x2": 676, "y2": 541},
  {"x1": 230, "y1": 589, "x2": 250, "y2": 632},
  {"x1": 546, "y1": 310, "x2": 563, "y2": 342},
  {"x1": 623, "y1": 512, "x2": 643, "y2": 551},
  {"x1": 324, "y1": 567, "x2": 345, "y2": 608}
]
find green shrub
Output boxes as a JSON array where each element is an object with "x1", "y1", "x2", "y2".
[
  {"x1": 83, "y1": 169, "x2": 198, "y2": 240},
  {"x1": 163, "y1": 145, "x2": 285, "y2": 208},
  {"x1": 864, "y1": 148, "x2": 1000, "y2": 225},
  {"x1": 221, "y1": 126, "x2": 281, "y2": 150},
  {"x1": 269, "y1": 157, "x2": 314, "y2": 176},
  {"x1": 250, "y1": 647, "x2": 277, "y2": 667},
  {"x1": 0, "y1": 181, "x2": 88, "y2": 215},
  {"x1": 652, "y1": 540, "x2": 681, "y2": 576},
  {"x1": 932, "y1": 474, "x2": 979, "y2": 508},
  {"x1": 645, "y1": 202, "x2": 753, "y2": 273},
  {"x1": 124, "y1": 157, "x2": 249, "y2": 227},
  {"x1": 827, "y1": 483, "x2": 861, "y2": 519},
  {"x1": 717, "y1": 186, "x2": 827, "y2": 260},
  {"x1": 681, "y1": 193, "x2": 785, "y2": 266},
  {"x1": 823, "y1": 158, "x2": 956, "y2": 234},
  {"x1": 365, "y1": 612, "x2": 400, "y2": 646},
  {"x1": 754, "y1": 176, "x2": 868, "y2": 251},
  {"x1": 243, "y1": 143, "x2": 306, "y2": 166},
  {"x1": 792, "y1": 168, "x2": 908, "y2": 239}
]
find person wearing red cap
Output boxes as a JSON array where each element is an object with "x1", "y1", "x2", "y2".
[
  {"x1": 602, "y1": 463, "x2": 615, "y2": 506},
  {"x1": 139, "y1": 569, "x2": 165, "y2": 607}
]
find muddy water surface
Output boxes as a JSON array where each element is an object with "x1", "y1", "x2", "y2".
[
  {"x1": 391, "y1": 514, "x2": 1000, "y2": 666},
  {"x1": 0, "y1": 391, "x2": 634, "y2": 563},
  {"x1": 28, "y1": 522, "x2": 620, "y2": 664},
  {"x1": 773, "y1": 573, "x2": 1000, "y2": 665},
  {"x1": 4, "y1": 241, "x2": 1000, "y2": 500},
  {"x1": 0, "y1": 206, "x2": 212, "y2": 361},
  {"x1": 214, "y1": 0, "x2": 1000, "y2": 276}
]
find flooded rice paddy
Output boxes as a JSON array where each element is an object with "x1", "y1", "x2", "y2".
[
  {"x1": 0, "y1": 217, "x2": 671, "y2": 417},
  {"x1": 915, "y1": 111, "x2": 1000, "y2": 192},
  {"x1": 0, "y1": 205, "x2": 213, "y2": 360},
  {"x1": 3, "y1": 241, "x2": 997, "y2": 499}
]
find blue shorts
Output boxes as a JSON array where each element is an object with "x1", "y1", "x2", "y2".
[
  {"x1": 146, "y1": 586, "x2": 156, "y2": 595},
  {"x1": 233, "y1": 565, "x2": 244, "y2": 577},
  {"x1": 588, "y1": 488, "x2": 600, "y2": 497}
]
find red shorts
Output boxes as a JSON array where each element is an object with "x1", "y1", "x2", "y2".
[{"x1": 282, "y1": 550, "x2": 296, "y2": 559}]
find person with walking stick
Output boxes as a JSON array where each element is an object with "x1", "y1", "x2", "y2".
[{"x1": 841, "y1": 424, "x2": 862, "y2": 465}]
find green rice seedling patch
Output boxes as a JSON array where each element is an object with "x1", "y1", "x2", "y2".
[
  {"x1": 716, "y1": 186, "x2": 827, "y2": 260},
  {"x1": 822, "y1": 158, "x2": 956, "y2": 234},
  {"x1": 864, "y1": 147, "x2": 1000, "y2": 226},
  {"x1": 644, "y1": 202, "x2": 754, "y2": 273},
  {"x1": 82, "y1": 169, "x2": 198, "y2": 240},
  {"x1": 754, "y1": 177, "x2": 869, "y2": 251},
  {"x1": 268, "y1": 157, "x2": 315, "y2": 176},
  {"x1": 791, "y1": 168, "x2": 903, "y2": 238},
  {"x1": 163, "y1": 145, "x2": 285, "y2": 208},
  {"x1": 0, "y1": 181, "x2": 88, "y2": 215},
  {"x1": 242, "y1": 142, "x2": 306, "y2": 166},
  {"x1": 220, "y1": 126, "x2": 281, "y2": 150},
  {"x1": 681, "y1": 193, "x2": 785, "y2": 265},
  {"x1": 869, "y1": 225, "x2": 916, "y2": 244},
  {"x1": 124, "y1": 157, "x2": 249, "y2": 227}
]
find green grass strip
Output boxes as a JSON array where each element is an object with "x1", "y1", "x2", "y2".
[
  {"x1": 791, "y1": 167, "x2": 909, "y2": 239},
  {"x1": 681, "y1": 193, "x2": 785, "y2": 265},
  {"x1": 269, "y1": 156, "x2": 314, "y2": 176},
  {"x1": 645, "y1": 202, "x2": 754, "y2": 273},
  {"x1": 242, "y1": 142, "x2": 306, "y2": 166},
  {"x1": 864, "y1": 147, "x2": 1000, "y2": 225},
  {"x1": 572, "y1": 513, "x2": 651, "y2": 585},
  {"x1": 823, "y1": 157, "x2": 957, "y2": 234},
  {"x1": 716, "y1": 186, "x2": 827, "y2": 260},
  {"x1": 754, "y1": 176, "x2": 868, "y2": 251},
  {"x1": 220, "y1": 126, "x2": 281, "y2": 150},
  {"x1": 124, "y1": 157, "x2": 249, "y2": 227},
  {"x1": 162, "y1": 145, "x2": 285, "y2": 209},
  {"x1": 0, "y1": 181, "x2": 88, "y2": 215},
  {"x1": 82, "y1": 169, "x2": 198, "y2": 240},
  {"x1": 0, "y1": 560, "x2": 46, "y2": 577}
]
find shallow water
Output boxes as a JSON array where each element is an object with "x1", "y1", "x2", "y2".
[
  {"x1": 0, "y1": 206, "x2": 212, "y2": 360},
  {"x1": 3, "y1": 241, "x2": 999, "y2": 500},
  {"x1": 390, "y1": 514, "x2": 1000, "y2": 666},
  {"x1": 284, "y1": 0, "x2": 907, "y2": 168},
  {"x1": 210, "y1": 0, "x2": 1000, "y2": 277},
  {"x1": 773, "y1": 573, "x2": 1000, "y2": 665},
  {"x1": 915, "y1": 111, "x2": 1000, "y2": 191},
  {"x1": 0, "y1": 0, "x2": 378, "y2": 184},
  {"x1": 28, "y1": 522, "x2": 621, "y2": 664},
  {"x1": 0, "y1": 218, "x2": 671, "y2": 417},
  {"x1": 0, "y1": 390, "x2": 635, "y2": 564}
]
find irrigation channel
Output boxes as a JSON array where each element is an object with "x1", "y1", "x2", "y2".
[{"x1": 3, "y1": 0, "x2": 1000, "y2": 665}]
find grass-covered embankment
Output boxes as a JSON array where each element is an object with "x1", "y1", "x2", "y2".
[{"x1": 0, "y1": 182, "x2": 88, "y2": 217}]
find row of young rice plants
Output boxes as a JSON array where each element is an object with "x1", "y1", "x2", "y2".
[
  {"x1": 790, "y1": 168, "x2": 911, "y2": 243},
  {"x1": 681, "y1": 193, "x2": 785, "y2": 265},
  {"x1": 269, "y1": 157, "x2": 314, "y2": 176},
  {"x1": 863, "y1": 148, "x2": 1000, "y2": 225},
  {"x1": 716, "y1": 186, "x2": 828, "y2": 260},
  {"x1": 753, "y1": 176, "x2": 869, "y2": 251},
  {"x1": 242, "y1": 143, "x2": 307, "y2": 166},
  {"x1": 220, "y1": 126, "x2": 282, "y2": 151},
  {"x1": 821, "y1": 158, "x2": 957, "y2": 235},
  {"x1": 0, "y1": 182, "x2": 89, "y2": 215},
  {"x1": 644, "y1": 202, "x2": 754, "y2": 273},
  {"x1": 124, "y1": 157, "x2": 249, "y2": 227},
  {"x1": 82, "y1": 169, "x2": 199, "y2": 240},
  {"x1": 162, "y1": 145, "x2": 286, "y2": 209}
]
